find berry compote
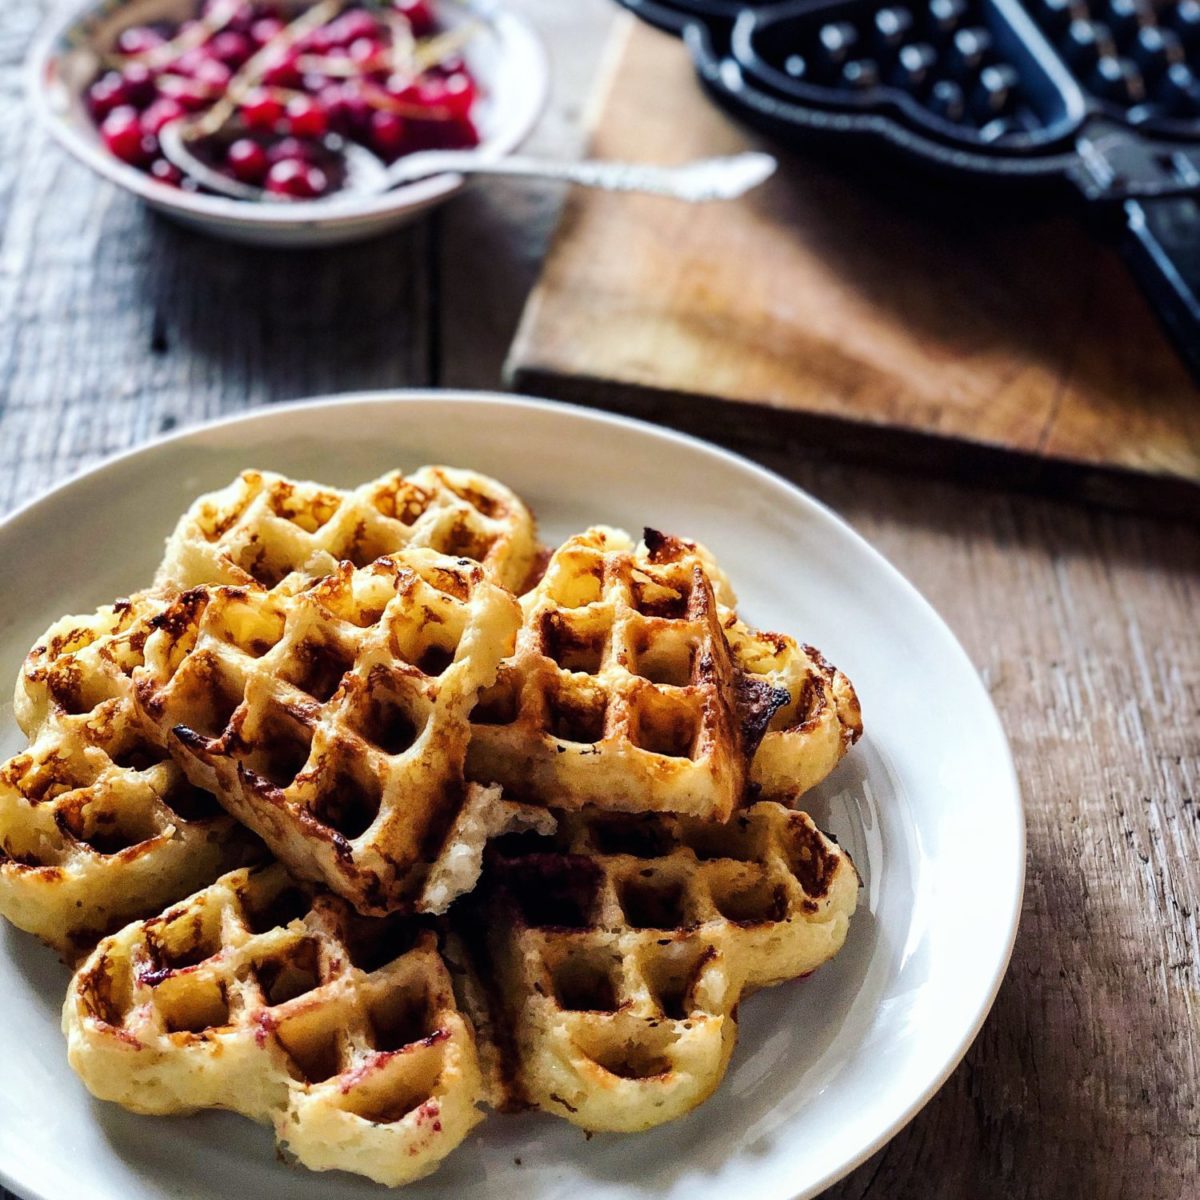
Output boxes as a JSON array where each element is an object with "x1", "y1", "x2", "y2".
[{"x1": 86, "y1": 0, "x2": 481, "y2": 201}]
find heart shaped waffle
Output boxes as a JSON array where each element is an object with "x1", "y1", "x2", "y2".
[
  {"x1": 64, "y1": 863, "x2": 485, "y2": 1187},
  {"x1": 2, "y1": 595, "x2": 258, "y2": 954},
  {"x1": 134, "y1": 550, "x2": 549, "y2": 913},
  {"x1": 452, "y1": 800, "x2": 858, "y2": 1132},
  {"x1": 156, "y1": 466, "x2": 544, "y2": 595},
  {"x1": 466, "y1": 527, "x2": 861, "y2": 818}
]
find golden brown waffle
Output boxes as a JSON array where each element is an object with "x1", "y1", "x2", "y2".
[
  {"x1": 15, "y1": 594, "x2": 169, "y2": 739},
  {"x1": 465, "y1": 527, "x2": 860, "y2": 819},
  {"x1": 156, "y1": 466, "x2": 543, "y2": 595},
  {"x1": 134, "y1": 550, "x2": 551, "y2": 913},
  {"x1": 624, "y1": 527, "x2": 863, "y2": 800},
  {"x1": 2, "y1": 597, "x2": 257, "y2": 955},
  {"x1": 64, "y1": 864, "x2": 485, "y2": 1186},
  {"x1": 452, "y1": 801, "x2": 858, "y2": 1132}
]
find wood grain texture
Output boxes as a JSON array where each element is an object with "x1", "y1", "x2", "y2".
[
  {"x1": 507, "y1": 17, "x2": 1200, "y2": 518},
  {"x1": 2, "y1": 2, "x2": 1199, "y2": 1199}
]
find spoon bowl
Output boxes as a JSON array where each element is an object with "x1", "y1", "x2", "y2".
[{"x1": 29, "y1": 0, "x2": 549, "y2": 246}]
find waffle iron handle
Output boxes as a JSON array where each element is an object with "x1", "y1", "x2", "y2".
[{"x1": 1119, "y1": 197, "x2": 1200, "y2": 380}]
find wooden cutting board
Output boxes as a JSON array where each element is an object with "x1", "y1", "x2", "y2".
[{"x1": 505, "y1": 15, "x2": 1200, "y2": 518}]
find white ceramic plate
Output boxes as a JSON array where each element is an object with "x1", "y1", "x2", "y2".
[
  {"x1": 30, "y1": 0, "x2": 548, "y2": 247},
  {"x1": 0, "y1": 393, "x2": 1023, "y2": 1200}
]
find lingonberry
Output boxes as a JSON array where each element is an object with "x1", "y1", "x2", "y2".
[
  {"x1": 265, "y1": 158, "x2": 328, "y2": 198},
  {"x1": 101, "y1": 106, "x2": 152, "y2": 164},
  {"x1": 286, "y1": 95, "x2": 328, "y2": 138},
  {"x1": 240, "y1": 88, "x2": 284, "y2": 131},
  {"x1": 227, "y1": 138, "x2": 269, "y2": 183},
  {"x1": 115, "y1": 26, "x2": 166, "y2": 57},
  {"x1": 149, "y1": 158, "x2": 184, "y2": 186},
  {"x1": 141, "y1": 97, "x2": 186, "y2": 135},
  {"x1": 370, "y1": 110, "x2": 407, "y2": 157}
]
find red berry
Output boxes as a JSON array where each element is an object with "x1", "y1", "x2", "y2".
[
  {"x1": 319, "y1": 82, "x2": 368, "y2": 134},
  {"x1": 193, "y1": 59, "x2": 233, "y2": 91},
  {"x1": 265, "y1": 158, "x2": 328, "y2": 198},
  {"x1": 387, "y1": 77, "x2": 419, "y2": 100},
  {"x1": 261, "y1": 50, "x2": 301, "y2": 88},
  {"x1": 101, "y1": 106, "x2": 152, "y2": 164},
  {"x1": 240, "y1": 88, "x2": 284, "y2": 131},
  {"x1": 348, "y1": 36, "x2": 381, "y2": 66},
  {"x1": 149, "y1": 158, "x2": 184, "y2": 186},
  {"x1": 226, "y1": 137, "x2": 268, "y2": 183},
  {"x1": 120, "y1": 62, "x2": 157, "y2": 107},
  {"x1": 266, "y1": 136, "x2": 312, "y2": 165},
  {"x1": 286, "y1": 95, "x2": 327, "y2": 138},
  {"x1": 157, "y1": 75, "x2": 213, "y2": 112},
  {"x1": 141, "y1": 97, "x2": 185, "y2": 135},
  {"x1": 172, "y1": 47, "x2": 209, "y2": 77},
  {"x1": 115, "y1": 26, "x2": 166, "y2": 56},
  {"x1": 370, "y1": 110, "x2": 408, "y2": 157},
  {"x1": 394, "y1": 0, "x2": 434, "y2": 36},
  {"x1": 419, "y1": 73, "x2": 475, "y2": 120},
  {"x1": 209, "y1": 31, "x2": 253, "y2": 67},
  {"x1": 250, "y1": 16, "x2": 285, "y2": 46},
  {"x1": 86, "y1": 72, "x2": 129, "y2": 119}
]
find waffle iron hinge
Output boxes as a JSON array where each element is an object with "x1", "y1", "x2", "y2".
[{"x1": 1070, "y1": 121, "x2": 1200, "y2": 203}]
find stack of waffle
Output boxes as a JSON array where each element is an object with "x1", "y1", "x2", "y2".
[{"x1": 2, "y1": 466, "x2": 863, "y2": 1187}]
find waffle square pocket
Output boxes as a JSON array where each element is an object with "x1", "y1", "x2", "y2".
[{"x1": 134, "y1": 549, "x2": 541, "y2": 913}]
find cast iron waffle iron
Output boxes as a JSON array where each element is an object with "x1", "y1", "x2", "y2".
[{"x1": 618, "y1": 0, "x2": 1200, "y2": 378}]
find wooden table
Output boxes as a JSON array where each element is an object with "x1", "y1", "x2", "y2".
[{"x1": 1, "y1": 2, "x2": 1197, "y2": 1197}]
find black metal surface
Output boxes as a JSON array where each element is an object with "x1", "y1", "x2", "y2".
[{"x1": 615, "y1": 0, "x2": 1200, "y2": 376}]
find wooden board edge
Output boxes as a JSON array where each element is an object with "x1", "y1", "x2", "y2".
[{"x1": 505, "y1": 363, "x2": 1200, "y2": 522}]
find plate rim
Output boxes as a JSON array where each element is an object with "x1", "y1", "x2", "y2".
[{"x1": 0, "y1": 389, "x2": 1025, "y2": 1200}]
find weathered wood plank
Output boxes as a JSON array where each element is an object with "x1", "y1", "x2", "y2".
[{"x1": 505, "y1": 17, "x2": 1200, "y2": 518}]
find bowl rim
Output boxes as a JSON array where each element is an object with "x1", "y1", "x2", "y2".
[{"x1": 26, "y1": 0, "x2": 550, "y2": 231}]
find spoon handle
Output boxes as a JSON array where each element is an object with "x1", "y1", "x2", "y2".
[{"x1": 385, "y1": 151, "x2": 778, "y2": 202}]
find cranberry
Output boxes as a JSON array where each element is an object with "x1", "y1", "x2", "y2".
[
  {"x1": 250, "y1": 16, "x2": 285, "y2": 46},
  {"x1": 172, "y1": 46, "x2": 210, "y2": 77},
  {"x1": 369, "y1": 110, "x2": 407, "y2": 157},
  {"x1": 193, "y1": 59, "x2": 233, "y2": 91},
  {"x1": 419, "y1": 73, "x2": 475, "y2": 121},
  {"x1": 394, "y1": 0, "x2": 435, "y2": 36},
  {"x1": 240, "y1": 88, "x2": 284, "y2": 131},
  {"x1": 157, "y1": 75, "x2": 214, "y2": 111},
  {"x1": 141, "y1": 97, "x2": 186, "y2": 135},
  {"x1": 101, "y1": 106, "x2": 152, "y2": 164},
  {"x1": 265, "y1": 158, "x2": 328, "y2": 198},
  {"x1": 86, "y1": 72, "x2": 129, "y2": 119},
  {"x1": 120, "y1": 62, "x2": 157, "y2": 107},
  {"x1": 261, "y1": 50, "x2": 301, "y2": 88},
  {"x1": 149, "y1": 157, "x2": 184, "y2": 186},
  {"x1": 286, "y1": 95, "x2": 327, "y2": 138},
  {"x1": 226, "y1": 137, "x2": 268, "y2": 183},
  {"x1": 266, "y1": 136, "x2": 312, "y2": 165},
  {"x1": 209, "y1": 31, "x2": 253, "y2": 67},
  {"x1": 344, "y1": 36, "x2": 379, "y2": 68},
  {"x1": 319, "y1": 82, "x2": 368, "y2": 134},
  {"x1": 115, "y1": 26, "x2": 166, "y2": 57}
]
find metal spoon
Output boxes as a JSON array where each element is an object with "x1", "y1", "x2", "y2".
[{"x1": 158, "y1": 122, "x2": 777, "y2": 205}]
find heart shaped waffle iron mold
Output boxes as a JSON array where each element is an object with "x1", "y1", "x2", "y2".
[{"x1": 615, "y1": 0, "x2": 1200, "y2": 380}]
